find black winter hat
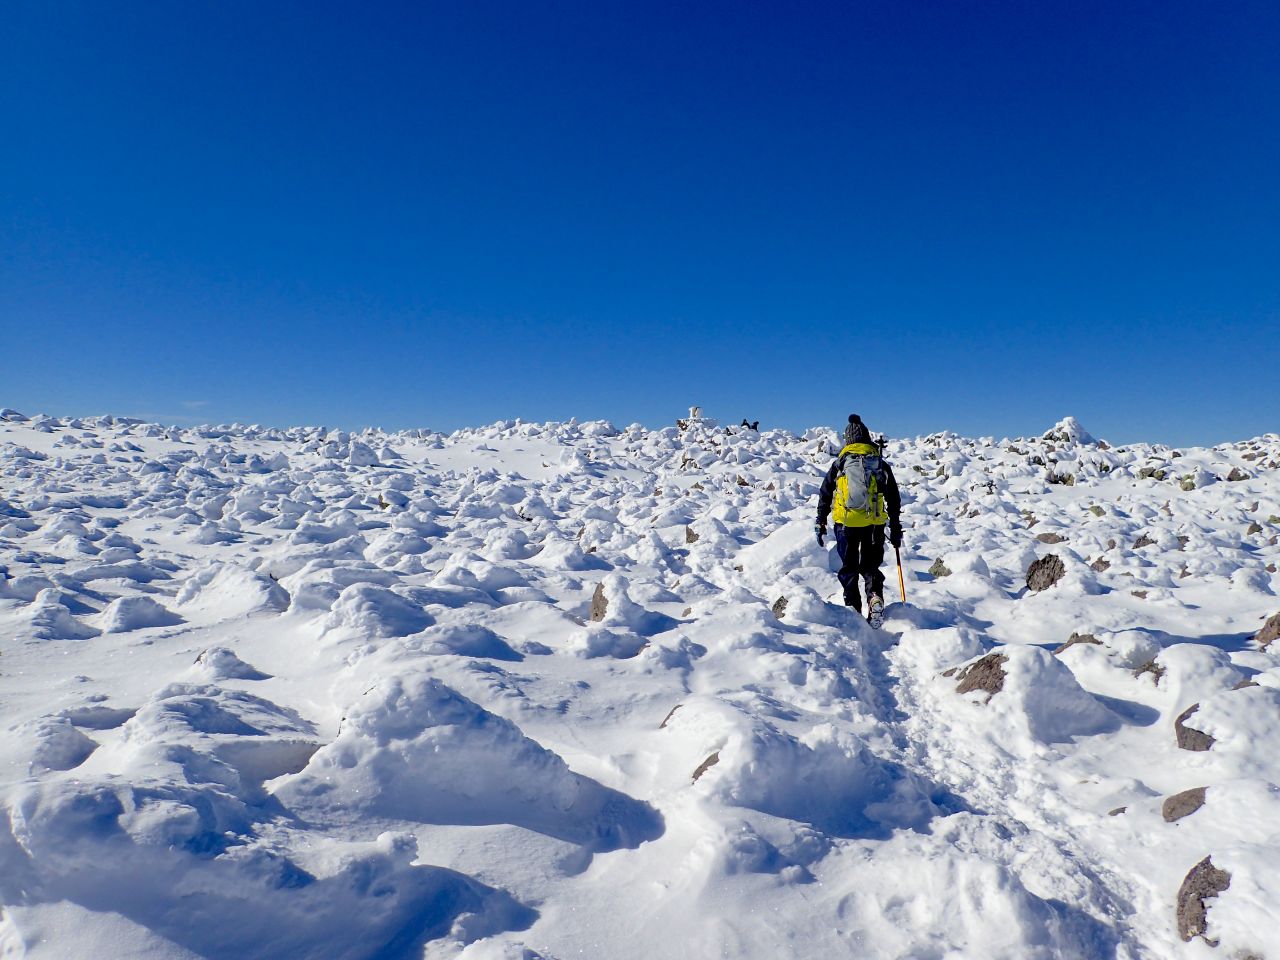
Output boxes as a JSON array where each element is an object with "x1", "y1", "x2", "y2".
[{"x1": 843, "y1": 414, "x2": 872, "y2": 446}]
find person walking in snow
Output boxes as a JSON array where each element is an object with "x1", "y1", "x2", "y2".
[{"x1": 815, "y1": 415, "x2": 902, "y2": 626}]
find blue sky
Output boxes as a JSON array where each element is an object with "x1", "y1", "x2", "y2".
[{"x1": 2, "y1": 1, "x2": 1277, "y2": 445}]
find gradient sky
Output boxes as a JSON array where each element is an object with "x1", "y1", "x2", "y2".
[{"x1": 3, "y1": 1, "x2": 1278, "y2": 445}]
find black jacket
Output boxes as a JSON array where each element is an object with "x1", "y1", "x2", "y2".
[{"x1": 816, "y1": 449, "x2": 902, "y2": 529}]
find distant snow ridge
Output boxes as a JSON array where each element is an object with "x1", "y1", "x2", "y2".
[{"x1": 0, "y1": 408, "x2": 1278, "y2": 958}]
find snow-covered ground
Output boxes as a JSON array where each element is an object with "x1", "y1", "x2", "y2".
[{"x1": 1, "y1": 407, "x2": 1278, "y2": 959}]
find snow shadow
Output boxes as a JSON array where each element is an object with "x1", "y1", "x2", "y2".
[
  {"x1": 1149, "y1": 628, "x2": 1257, "y2": 654},
  {"x1": 1, "y1": 813, "x2": 537, "y2": 960}
]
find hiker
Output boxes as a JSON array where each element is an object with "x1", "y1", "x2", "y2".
[{"x1": 815, "y1": 414, "x2": 902, "y2": 625}]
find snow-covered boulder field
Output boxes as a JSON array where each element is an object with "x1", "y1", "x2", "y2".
[{"x1": 1, "y1": 408, "x2": 1278, "y2": 958}]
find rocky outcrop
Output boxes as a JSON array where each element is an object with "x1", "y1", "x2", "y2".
[
  {"x1": 1162, "y1": 787, "x2": 1207, "y2": 823},
  {"x1": 954, "y1": 653, "x2": 1008, "y2": 699},
  {"x1": 1176, "y1": 857, "x2": 1231, "y2": 942},
  {"x1": 1026, "y1": 554, "x2": 1066, "y2": 592},
  {"x1": 1175, "y1": 704, "x2": 1214, "y2": 751},
  {"x1": 589, "y1": 582, "x2": 608, "y2": 622},
  {"x1": 1253, "y1": 612, "x2": 1280, "y2": 650},
  {"x1": 1053, "y1": 632, "x2": 1099, "y2": 655}
]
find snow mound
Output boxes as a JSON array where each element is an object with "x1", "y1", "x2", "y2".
[
  {"x1": 192, "y1": 646, "x2": 272, "y2": 680},
  {"x1": 953, "y1": 645, "x2": 1117, "y2": 744},
  {"x1": 670, "y1": 699, "x2": 937, "y2": 839},
  {"x1": 276, "y1": 675, "x2": 663, "y2": 850},
  {"x1": 321, "y1": 583, "x2": 433, "y2": 638},
  {"x1": 176, "y1": 563, "x2": 290, "y2": 619},
  {"x1": 98, "y1": 594, "x2": 183, "y2": 633},
  {"x1": 1042, "y1": 416, "x2": 1096, "y2": 445}
]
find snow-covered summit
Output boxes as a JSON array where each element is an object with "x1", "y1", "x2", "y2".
[
  {"x1": 1043, "y1": 415, "x2": 1097, "y2": 445},
  {"x1": 1, "y1": 408, "x2": 1278, "y2": 958}
]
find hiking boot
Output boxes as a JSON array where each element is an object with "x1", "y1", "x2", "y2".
[{"x1": 867, "y1": 595, "x2": 884, "y2": 629}]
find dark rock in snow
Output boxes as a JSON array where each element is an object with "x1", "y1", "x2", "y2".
[
  {"x1": 1163, "y1": 787, "x2": 1207, "y2": 823},
  {"x1": 1245, "y1": 521, "x2": 1263, "y2": 535},
  {"x1": 928, "y1": 558, "x2": 951, "y2": 578},
  {"x1": 692, "y1": 751, "x2": 720, "y2": 782},
  {"x1": 1053, "y1": 632, "x2": 1099, "y2": 655},
  {"x1": 589, "y1": 582, "x2": 608, "y2": 622},
  {"x1": 1176, "y1": 856, "x2": 1231, "y2": 942},
  {"x1": 771, "y1": 596, "x2": 788, "y2": 619},
  {"x1": 1253, "y1": 612, "x2": 1280, "y2": 650},
  {"x1": 659, "y1": 704, "x2": 682, "y2": 729},
  {"x1": 955, "y1": 653, "x2": 1008, "y2": 699},
  {"x1": 1174, "y1": 704, "x2": 1215, "y2": 751},
  {"x1": 1108, "y1": 806, "x2": 1127, "y2": 816},
  {"x1": 1132, "y1": 533, "x2": 1157, "y2": 549},
  {"x1": 1036, "y1": 532, "x2": 1066, "y2": 544},
  {"x1": 1091, "y1": 557, "x2": 1111, "y2": 572},
  {"x1": 1026, "y1": 554, "x2": 1066, "y2": 592},
  {"x1": 1134, "y1": 660, "x2": 1166, "y2": 683},
  {"x1": 685, "y1": 525, "x2": 700, "y2": 544},
  {"x1": 1226, "y1": 467, "x2": 1249, "y2": 482}
]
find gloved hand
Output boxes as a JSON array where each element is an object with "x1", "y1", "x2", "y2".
[
  {"x1": 815, "y1": 523, "x2": 826, "y2": 547},
  {"x1": 889, "y1": 523, "x2": 903, "y2": 549}
]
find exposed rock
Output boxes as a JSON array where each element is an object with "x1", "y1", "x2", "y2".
[
  {"x1": 1088, "y1": 505, "x2": 1105, "y2": 517},
  {"x1": 735, "y1": 475, "x2": 749, "y2": 487},
  {"x1": 928, "y1": 558, "x2": 952, "y2": 578},
  {"x1": 1133, "y1": 533, "x2": 1157, "y2": 549},
  {"x1": 1091, "y1": 557, "x2": 1111, "y2": 572},
  {"x1": 1245, "y1": 521, "x2": 1263, "y2": 535},
  {"x1": 659, "y1": 704, "x2": 682, "y2": 729},
  {"x1": 1163, "y1": 787, "x2": 1207, "y2": 822},
  {"x1": 1108, "y1": 806, "x2": 1127, "y2": 816},
  {"x1": 1036, "y1": 532, "x2": 1066, "y2": 544},
  {"x1": 1233, "y1": 678, "x2": 1260, "y2": 690},
  {"x1": 692, "y1": 751, "x2": 720, "y2": 782},
  {"x1": 955, "y1": 653, "x2": 1008, "y2": 699},
  {"x1": 1176, "y1": 856, "x2": 1231, "y2": 942},
  {"x1": 1137, "y1": 466, "x2": 1167, "y2": 480},
  {"x1": 1026, "y1": 554, "x2": 1066, "y2": 592},
  {"x1": 1180, "y1": 475, "x2": 1197, "y2": 491},
  {"x1": 771, "y1": 596, "x2": 788, "y2": 619},
  {"x1": 1053, "y1": 632, "x2": 1100, "y2": 655},
  {"x1": 1176, "y1": 535, "x2": 1190, "y2": 550},
  {"x1": 1131, "y1": 590, "x2": 1148, "y2": 599},
  {"x1": 685, "y1": 525, "x2": 700, "y2": 544},
  {"x1": 1225, "y1": 467, "x2": 1249, "y2": 482},
  {"x1": 1174, "y1": 704, "x2": 1214, "y2": 751},
  {"x1": 589, "y1": 582, "x2": 608, "y2": 622},
  {"x1": 1253, "y1": 612, "x2": 1280, "y2": 650},
  {"x1": 1134, "y1": 660, "x2": 1166, "y2": 683}
]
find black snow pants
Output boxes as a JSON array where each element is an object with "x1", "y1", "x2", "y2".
[{"x1": 834, "y1": 524, "x2": 886, "y2": 609}]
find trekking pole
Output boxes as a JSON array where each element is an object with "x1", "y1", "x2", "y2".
[{"x1": 895, "y1": 545, "x2": 907, "y2": 604}]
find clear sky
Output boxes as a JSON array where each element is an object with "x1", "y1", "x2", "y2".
[{"x1": 3, "y1": 1, "x2": 1277, "y2": 445}]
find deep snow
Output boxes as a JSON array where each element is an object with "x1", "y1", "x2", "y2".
[{"x1": 1, "y1": 408, "x2": 1277, "y2": 959}]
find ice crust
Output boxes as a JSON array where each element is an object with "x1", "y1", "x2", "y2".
[{"x1": 1, "y1": 410, "x2": 1278, "y2": 958}]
